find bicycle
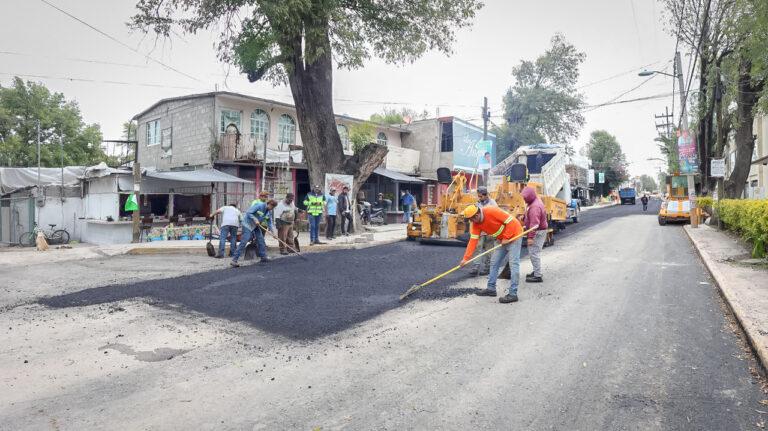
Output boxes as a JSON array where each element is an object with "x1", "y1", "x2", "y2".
[{"x1": 18, "y1": 223, "x2": 70, "y2": 247}]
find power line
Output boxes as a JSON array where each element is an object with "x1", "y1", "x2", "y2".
[
  {"x1": 0, "y1": 50, "x2": 148, "y2": 69},
  {"x1": 38, "y1": 0, "x2": 205, "y2": 84},
  {"x1": 0, "y1": 72, "x2": 203, "y2": 90},
  {"x1": 576, "y1": 60, "x2": 664, "y2": 90}
]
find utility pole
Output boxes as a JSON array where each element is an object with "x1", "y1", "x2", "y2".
[
  {"x1": 655, "y1": 107, "x2": 674, "y2": 139},
  {"x1": 482, "y1": 96, "x2": 489, "y2": 140},
  {"x1": 36, "y1": 120, "x2": 41, "y2": 225},
  {"x1": 674, "y1": 51, "x2": 699, "y2": 227}
]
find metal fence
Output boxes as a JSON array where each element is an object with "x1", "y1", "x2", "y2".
[{"x1": 0, "y1": 196, "x2": 34, "y2": 245}]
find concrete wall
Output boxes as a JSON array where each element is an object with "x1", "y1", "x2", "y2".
[
  {"x1": 82, "y1": 221, "x2": 132, "y2": 245},
  {"x1": 402, "y1": 120, "x2": 442, "y2": 179},
  {"x1": 137, "y1": 96, "x2": 216, "y2": 171}
]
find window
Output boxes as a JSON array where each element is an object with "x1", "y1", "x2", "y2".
[
  {"x1": 440, "y1": 121, "x2": 453, "y2": 152},
  {"x1": 250, "y1": 109, "x2": 270, "y2": 142},
  {"x1": 377, "y1": 132, "x2": 388, "y2": 146},
  {"x1": 220, "y1": 110, "x2": 241, "y2": 134},
  {"x1": 146, "y1": 120, "x2": 160, "y2": 146},
  {"x1": 337, "y1": 124, "x2": 350, "y2": 151},
  {"x1": 278, "y1": 114, "x2": 296, "y2": 149}
]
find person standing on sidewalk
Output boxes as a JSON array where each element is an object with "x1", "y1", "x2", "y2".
[
  {"x1": 338, "y1": 185, "x2": 353, "y2": 236},
  {"x1": 459, "y1": 204, "x2": 524, "y2": 303},
  {"x1": 522, "y1": 186, "x2": 547, "y2": 283},
  {"x1": 210, "y1": 203, "x2": 240, "y2": 258},
  {"x1": 231, "y1": 199, "x2": 277, "y2": 267},
  {"x1": 274, "y1": 193, "x2": 297, "y2": 255},
  {"x1": 303, "y1": 185, "x2": 326, "y2": 245},
  {"x1": 471, "y1": 186, "x2": 497, "y2": 276},
  {"x1": 401, "y1": 190, "x2": 416, "y2": 223},
  {"x1": 325, "y1": 187, "x2": 339, "y2": 240}
]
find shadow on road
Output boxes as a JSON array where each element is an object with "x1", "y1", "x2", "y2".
[{"x1": 39, "y1": 242, "x2": 475, "y2": 340}]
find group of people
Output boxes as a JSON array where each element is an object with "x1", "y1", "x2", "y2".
[
  {"x1": 211, "y1": 185, "x2": 356, "y2": 268},
  {"x1": 459, "y1": 185, "x2": 548, "y2": 304}
]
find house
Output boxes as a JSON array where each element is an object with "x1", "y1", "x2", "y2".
[
  {"x1": 747, "y1": 113, "x2": 768, "y2": 199},
  {"x1": 132, "y1": 91, "x2": 422, "y2": 211}
]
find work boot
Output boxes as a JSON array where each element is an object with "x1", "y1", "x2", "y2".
[
  {"x1": 499, "y1": 294, "x2": 518, "y2": 303},
  {"x1": 230, "y1": 260, "x2": 240, "y2": 268},
  {"x1": 525, "y1": 272, "x2": 534, "y2": 278},
  {"x1": 526, "y1": 275, "x2": 543, "y2": 283},
  {"x1": 215, "y1": 253, "x2": 224, "y2": 259},
  {"x1": 478, "y1": 269, "x2": 489, "y2": 276},
  {"x1": 280, "y1": 251, "x2": 289, "y2": 255},
  {"x1": 259, "y1": 257, "x2": 270, "y2": 263},
  {"x1": 475, "y1": 289, "x2": 497, "y2": 297},
  {"x1": 469, "y1": 268, "x2": 480, "y2": 276}
]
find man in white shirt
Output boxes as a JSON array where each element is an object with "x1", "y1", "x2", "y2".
[
  {"x1": 211, "y1": 203, "x2": 240, "y2": 258},
  {"x1": 274, "y1": 193, "x2": 298, "y2": 255}
]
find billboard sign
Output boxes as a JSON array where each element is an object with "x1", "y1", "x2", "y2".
[
  {"x1": 710, "y1": 158, "x2": 725, "y2": 178},
  {"x1": 677, "y1": 129, "x2": 699, "y2": 174},
  {"x1": 452, "y1": 119, "x2": 495, "y2": 171},
  {"x1": 598, "y1": 172, "x2": 605, "y2": 184},
  {"x1": 588, "y1": 169, "x2": 595, "y2": 185}
]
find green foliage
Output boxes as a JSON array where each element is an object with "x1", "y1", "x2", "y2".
[
  {"x1": 639, "y1": 174, "x2": 658, "y2": 192},
  {"x1": 717, "y1": 199, "x2": 768, "y2": 258},
  {"x1": 349, "y1": 122, "x2": 377, "y2": 154},
  {"x1": 654, "y1": 134, "x2": 679, "y2": 173},
  {"x1": 586, "y1": 130, "x2": 628, "y2": 195},
  {"x1": 697, "y1": 196, "x2": 714, "y2": 209},
  {"x1": 369, "y1": 108, "x2": 429, "y2": 126},
  {"x1": 131, "y1": 0, "x2": 483, "y2": 83},
  {"x1": 0, "y1": 77, "x2": 105, "y2": 167},
  {"x1": 499, "y1": 34, "x2": 586, "y2": 157}
]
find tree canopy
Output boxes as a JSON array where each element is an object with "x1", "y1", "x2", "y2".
[
  {"x1": 131, "y1": 0, "x2": 482, "y2": 191},
  {"x1": 586, "y1": 130, "x2": 628, "y2": 195},
  {"x1": 498, "y1": 34, "x2": 586, "y2": 160},
  {"x1": 0, "y1": 77, "x2": 105, "y2": 167},
  {"x1": 639, "y1": 174, "x2": 658, "y2": 192},
  {"x1": 369, "y1": 107, "x2": 430, "y2": 126}
]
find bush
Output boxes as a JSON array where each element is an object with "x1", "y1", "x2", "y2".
[
  {"x1": 716, "y1": 199, "x2": 768, "y2": 258},
  {"x1": 697, "y1": 196, "x2": 713, "y2": 209}
]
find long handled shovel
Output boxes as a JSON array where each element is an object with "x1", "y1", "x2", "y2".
[
  {"x1": 257, "y1": 223, "x2": 307, "y2": 260},
  {"x1": 400, "y1": 227, "x2": 535, "y2": 301}
]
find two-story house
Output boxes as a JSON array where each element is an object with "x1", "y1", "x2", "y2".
[{"x1": 133, "y1": 91, "x2": 422, "y2": 209}]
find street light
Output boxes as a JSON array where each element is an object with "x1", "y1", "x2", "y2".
[{"x1": 638, "y1": 70, "x2": 679, "y2": 78}]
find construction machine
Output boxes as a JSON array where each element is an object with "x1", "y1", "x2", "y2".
[{"x1": 406, "y1": 169, "x2": 475, "y2": 245}]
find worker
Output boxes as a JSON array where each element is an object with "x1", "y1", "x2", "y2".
[
  {"x1": 521, "y1": 186, "x2": 547, "y2": 283},
  {"x1": 460, "y1": 203, "x2": 524, "y2": 304},
  {"x1": 210, "y1": 203, "x2": 241, "y2": 258},
  {"x1": 230, "y1": 199, "x2": 277, "y2": 267},
  {"x1": 303, "y1": 185, "x2": 326, "y2": 245},
  {"x1": 641, "y1": 194, "x2": 649, "y2": 211},
  {"x1": 401, "y1": 190, "x2": 415, "y2": 223},
  {"x1": 251, "y1": 190, "x2": 270, "y2": 207},
  {"x1": 471, "y1": 186, "x2": 497, "y2": 277},
  {"x1": 325, "y1": 187, "x2": 339, "y2": 240},
  {"x1": 338, "y1": 185, "x2": 353, "y2": 236},
  {"x1": 274, "y1": 193, "x2": 297, "y2": 255}
]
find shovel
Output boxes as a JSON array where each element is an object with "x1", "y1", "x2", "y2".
[
  {"x1": 400, "y1": 227, "x2": 535, "y2": 301},
  {"x1": 205, "y1": 217, "x2": 216, "y2": 257}
]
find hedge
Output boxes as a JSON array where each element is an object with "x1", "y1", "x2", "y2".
[
  {"x1": 716, "y1": 199, "x2": 768, "y2": 258},
  {"x1": 697, "y1": 196, "x2": 713, "y2": 209}
]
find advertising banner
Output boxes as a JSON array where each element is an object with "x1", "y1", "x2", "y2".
[
  {"x1": 452, "y1": 119, "x2": 495, "y2": 171},
  {"x1": 677, "y1": 129, "x2": 699, "y2": 174},
  {"x1": 598, "y1": 172, "x2": 605, "y2": 184},
  {"x1": 588, "y1": 169, "x2": 595, "y2": 185},
  {"x1": 325, "y1": 173, "x2": 353, "y2": 196}
]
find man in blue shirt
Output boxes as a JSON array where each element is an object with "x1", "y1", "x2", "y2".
[
  {"x1": 325, "y1": 187, "x2": 339, "y2": 240},
  {"x1": 231, "y1": 199, "x2": 277, "y2": 267},
  {"x1": 401, "y1": 190, "x2": 416, "y2": 223}
]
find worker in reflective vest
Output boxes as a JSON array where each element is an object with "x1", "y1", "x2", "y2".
[
  {"x1": 303, "y1": 185, "x2": 326, "y2": 245},
  {"x1": 460, "y1": 204, "x2": 524, "y2": 304}
]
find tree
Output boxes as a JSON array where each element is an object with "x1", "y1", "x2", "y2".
[
  {"x1": 639, "y1": 174, "x2": 658, "y2": 192},
  {"x1": 0, "y1": 77, "x2": 105, "y2": 167},
  {"x1": 586, "y1": 130, "x2": 629, "y2": 195},
  {"x1": 348, "y1": 122, "x2": 376, "y2": 154},
  {"x1": 130, "y1": 0, "x2": 482, "y2": 194},
  {"x1": 498, "y1": 34, "x2": 586, "y2": 161}
]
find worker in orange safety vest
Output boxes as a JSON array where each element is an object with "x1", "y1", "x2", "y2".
[{"x1": 459, "y1": 204, "x2": 525, "y2": 303}]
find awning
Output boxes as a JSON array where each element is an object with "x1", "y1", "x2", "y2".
[
  {"x1": 752, "y1": 154, "x2": 768, "y2": 166},
  {"x1": 373, "y1": 167, "x2": 424, "y2": 183},
  {"x1": 145, "y1": 168, "x2": 251, "y2": 183}
]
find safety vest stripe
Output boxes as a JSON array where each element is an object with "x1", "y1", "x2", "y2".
[
  {"x1": 491, "y1": 225, "x2": 505, "y2": 238},
  {"x1": 470, "y1": 234, "x2": 480, "y2": 239},
  {"x1": 504, "y1": 215, "x2": 514, "y2": 224}
]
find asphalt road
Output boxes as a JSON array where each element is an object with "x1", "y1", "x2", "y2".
[{"x1": 3, "y1": 199, "x2": 767, "y2": 430}]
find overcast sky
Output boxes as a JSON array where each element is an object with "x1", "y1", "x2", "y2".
[{"x1": 0, "y1": 0, "x2": 682, "y2": 177}]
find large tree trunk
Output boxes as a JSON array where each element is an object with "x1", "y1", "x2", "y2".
[
  {"x1": 725, "y1": 57, "x2": 763, "y2": 198},
  {"x1": 284, "y1": 19, "x2": 387, "y2": 198}
]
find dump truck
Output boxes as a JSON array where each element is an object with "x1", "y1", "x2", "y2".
[{"x1": 619, "y1": 187, "x2": 637, "y2": 205}]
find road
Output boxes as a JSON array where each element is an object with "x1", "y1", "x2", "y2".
[{"x1": 2, "y1": 200, "x2": 766, "y2": 430}]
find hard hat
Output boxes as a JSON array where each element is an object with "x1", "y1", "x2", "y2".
[{"x1": 462, "y1": 205, "x2": 479, "y2": 219}]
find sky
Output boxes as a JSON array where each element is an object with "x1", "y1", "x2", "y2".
[{"x1": 0, "y1": 0, "x2": 683, "y2": 177}]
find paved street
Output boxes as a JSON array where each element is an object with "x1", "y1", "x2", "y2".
[{"x1": 2, "y1": 201, "x2": 766, "y2": 430}]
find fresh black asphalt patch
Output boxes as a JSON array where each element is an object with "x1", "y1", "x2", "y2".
[{"x1": 39, "y1": 201, "x2": 660, "y2": 339}]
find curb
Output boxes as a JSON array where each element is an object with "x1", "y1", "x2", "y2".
[
  {"x1": 684, "y1": 226, "x2": 768, "y2": 372},
  {"x1": 125, "y1": 237, "x2": 405, "y2": 256}
]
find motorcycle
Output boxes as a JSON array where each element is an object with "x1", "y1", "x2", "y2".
[{"x1": 358, "y1": 199, "x2": 387, "y2": 225}]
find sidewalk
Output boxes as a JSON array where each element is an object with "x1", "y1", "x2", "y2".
[
  {"x1": 685, "y1": 224, "x2": 768, "y2": 370},
  {"x1": 0, "y1": 224, "x2": 407, "y2": 266}
]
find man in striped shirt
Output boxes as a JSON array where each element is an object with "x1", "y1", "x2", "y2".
[{"x1": 460, "y1": 204, "x2": 524, "y2": 303}]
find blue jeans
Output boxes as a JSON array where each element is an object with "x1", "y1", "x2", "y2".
[
  {"x1": 487, "y1": 238, "x2": 522, "y2": 295},
  {"x1": 309, "y1": 214, "x2": 321, "y2": 243},
  {"x1": 231, "y1": 226, "x2": 266, "y2": 262},
  {"x1": 218, "y1": 225, "x2": 238, "y2": 256},
  {"x1": 403, "y1": 209, "x2": 412, "y2": 223}
]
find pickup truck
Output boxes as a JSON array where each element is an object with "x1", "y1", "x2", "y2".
[{"x1": 619, "y1": 188, "x2": 636, "y2": 205}]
